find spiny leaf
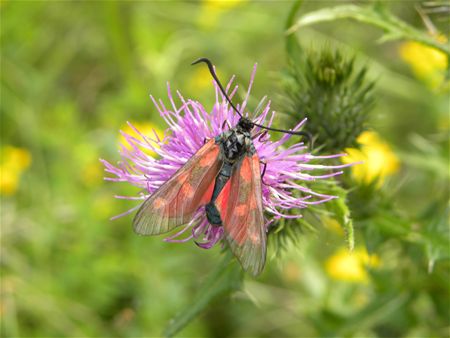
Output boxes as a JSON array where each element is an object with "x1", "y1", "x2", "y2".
[
  {"x1": 323, "y1": 183, "x2": 355, "y2": 251},
  {"x1": 269, "y1": 216, "x2": 316, "y2": 255}
]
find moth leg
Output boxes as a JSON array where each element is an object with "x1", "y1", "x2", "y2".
[
  {"x1": 143, "y1": 174, "x2": 152, "y2": 193},
  {"x1": 251, "y1": 131, "x2": 261, "y2": 140},
  {"x1": 221, "y1": 120, "x2": 232, "y2": 130},
  {"x1": 260, "y1": 161, "x2": 269, "y2": 186},
  {"x1": 251, "y1": 130, "x2": 268, "y2": 141}
]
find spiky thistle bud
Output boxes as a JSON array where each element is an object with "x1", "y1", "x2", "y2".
[{"x1": 283, "y1": 48, "x2": 376, "y2": 153}]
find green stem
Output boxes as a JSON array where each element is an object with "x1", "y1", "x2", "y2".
[{"x1": 163, "y1": 251, "x2": 242, "y2": 337}]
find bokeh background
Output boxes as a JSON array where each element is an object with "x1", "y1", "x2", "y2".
[{"x1": 1, "y1": 1, "x2": 449, "y2": 337}]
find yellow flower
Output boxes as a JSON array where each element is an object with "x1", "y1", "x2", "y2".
[
  {"x1": 198, "y1": 0, "x2": 246, "y2": 30},
  {"x1": 342, "y1": 131, "x2": 400, "y2": 186},
  {"x1": 0, "y1": 146, "x2": 32, "y2": 195},
  {"x1": 399, "y1": 36, "x2": 448, "y2": 89},
  {"x1": 81, "y1": 161, "x2": 103, "y2": 186},
  {"x1": 118, "y1": 122, "x2": 164, "y2": 157},
  {"x1": 325, "y1": 247, "x2": 380, "y2": 283},
  {"x1": 189, "y1": 66, "x2": 222, "y2": 92}
]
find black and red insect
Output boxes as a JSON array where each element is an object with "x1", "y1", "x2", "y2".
[{"x1": 133, "y1": 58, "x2": 309, "y2": 275}]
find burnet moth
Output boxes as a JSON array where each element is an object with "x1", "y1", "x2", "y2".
[{"x1": 133, "y1": 58, "x2": 310, "y2": 276}]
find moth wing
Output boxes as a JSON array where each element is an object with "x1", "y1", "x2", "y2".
[
  {"x1": 215, "y1": 154, "x2": 266, "y2": 276},
  {"x1": 133, "y1": 139, "x2": 222, "y2": 235}
]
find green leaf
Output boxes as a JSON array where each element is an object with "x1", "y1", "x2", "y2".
[
  {"x1": 286, "y1": 4, "x2": 450, "y2": 58},
  {"x1": 163, "y1": 252, "x2": 243, "y2": 337},
  {"x1": 338, "y1": 292, "x2": 410, "y2": 335},
  {"x1": 312, "y1": 292, "x2": 409, "y2": 336},
  {"x1": 285, "y1": 0, "x2": 304, "y2": 57},
  {"x1": 303, "y1": 180, "x2": 355, "y2": 250},
  {"x1": 420, "y1": 201, "x2": 450, "y2": 273}
]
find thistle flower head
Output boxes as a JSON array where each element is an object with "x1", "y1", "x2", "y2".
[
  {"x1": 284, "y1": 48, "x2": 376, "y2": 153},
  {"x1": 102, "y1": 65, "x2": 350, "y2": 250}
]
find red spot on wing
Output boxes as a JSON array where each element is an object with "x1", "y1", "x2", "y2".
[
  {"x1": 177, "y1": 171, "x2": 189, "y2": 183},
  {"x1": 240, "y1": 157, "x2": 252, "y2": 182},
  {"x1": 214, "y1": 153, "x2": 266, "y2": 275},
  {"x1": 154, "y1": 197, "x2": 165, "y2": 209},
  {"x1": 179, "y1": 183, "x2": 195, "y2": 198},
  {"x1": 199, "y1": 145, "x2": 219, "y2": 167},
  {"x1": 133, "y1": 139, "x2": 223, "y2": 236},
  {"x1": 251, "y1": 154, "x2": 260, "y2": 172},
  {"x1": 201, "y1": 180, "x2": 215, "y2": 205},
  {"x1": 223, "y1": 156, "x2": 264, "y2": 247},
  {"x1": 160, "y1": 140, "x2": 221, "y2": 219},
  {"x1": 215, "y1": 179, "x2": 231, "y2": 216}
]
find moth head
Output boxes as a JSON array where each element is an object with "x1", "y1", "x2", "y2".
[{"x1": 237, "y1": 117, "x2": 254, "y2": 133}]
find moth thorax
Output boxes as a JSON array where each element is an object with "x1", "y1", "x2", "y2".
[{"x1": 224, "y1": 131, "x2": 246, "y2": 160}]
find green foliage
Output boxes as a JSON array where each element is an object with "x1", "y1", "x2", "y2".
[
  {"x1": 1, "y1": 1, "x2": 449, "y2": 337},
  {"x1": 287, "y1": 3, "x2": 450, "y2": 58}
]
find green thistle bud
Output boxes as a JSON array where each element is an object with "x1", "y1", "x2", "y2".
[{"x1": 283, "y1": 48, "x2": 376, "y2": 152}]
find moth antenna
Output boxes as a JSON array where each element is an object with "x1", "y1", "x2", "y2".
[
  {"x1": 295, "y1": 130, "x2": 314, "y2": 151},
  {"x1": 191, "y1": 58, "x2": 243, "y2": 118},
  {"x1": 251, "y1": 121, "x2": 313, "y2": 148},
  {"x1": 191, "y1": 58, "x2": 313, "y2": 149}
]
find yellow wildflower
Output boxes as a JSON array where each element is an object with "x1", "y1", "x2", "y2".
[
  {"x1": 190, "y1": 66, "x2": 222, "y2": 92},
  {"x1": 325, "y1": 247, "x2": 380, "y2": 283},
  {"x1": 198, "y1": 0, "x2": 246, "y2": 30},
  {"x1": 81, "y1": 161, "x2": 103, "y2": 186},
  {"x1": 399, "y1": 36, "x2": 448, "y2": 89},
  {"x1": 0, "y1": 146, "x2": 32, "y2": 195},
  {"x1": 342, "y1": 131, "x2": 400, "y2": 186},
  {"x1": 71, "y1": 142, "x2": 103, "y2": 187},
  {"x1": 118, "y1": 122, "x2": 164, "y2": 157}
]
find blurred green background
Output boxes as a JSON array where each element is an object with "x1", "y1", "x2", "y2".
[{"x1": 1, "y1": 1, "x2": 449, "y2": 337}]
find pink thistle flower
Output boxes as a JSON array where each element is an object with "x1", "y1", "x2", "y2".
[{"x1": 101, "y1": 65, "x2": 350, "y2": 250}]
